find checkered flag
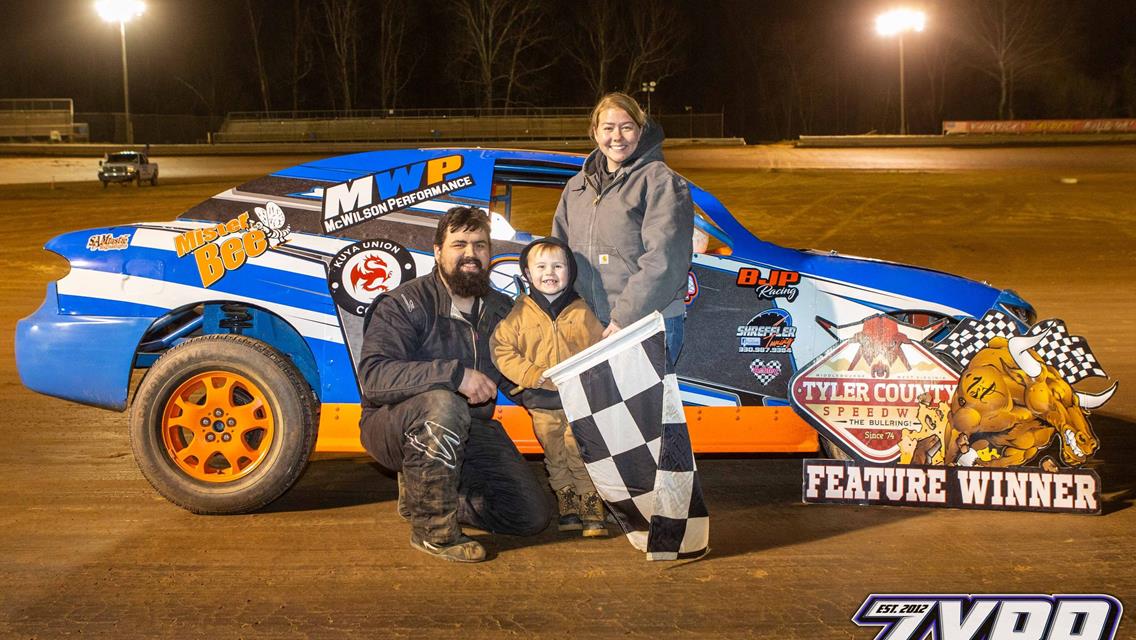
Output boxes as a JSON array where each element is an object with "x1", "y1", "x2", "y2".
[
  {"x1": 1031, "y1": 319, "x2": 1108, "y2": 383},
  {"x1": 932, "y1": 309, "x2": 1019, "y2": 369},
  {"x1": 546, "y1": 312, "x2": 709, "y2": 561},
  {"x1": 933, "y1": 311, "x2": 1109, "y2": 383}
]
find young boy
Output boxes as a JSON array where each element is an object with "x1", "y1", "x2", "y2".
[{"x1": 490, "y1": 237, "x2": 608, "y2": 536}]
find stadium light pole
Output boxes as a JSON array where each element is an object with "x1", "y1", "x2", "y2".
[
  {"x1": 876, "y1": 9, "x2": 925, "y2": 135},
  {"x1": 640, "y1": 81, "x2": 657, "y2": 118},
  {"x1": 96, "y1": 0, "x2": 145, "y2": 145}
]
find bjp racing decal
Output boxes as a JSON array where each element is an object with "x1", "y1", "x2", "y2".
[
  {"x1": 328, "y1": 239, "x2": 417, "y2": 316},
  {"x1": 736, "y1": 267, "x2": 801, "y2": 302},
  {"x1": 173, "y1": 212, "x2": 268, "y2": 288},
  {"x1": 321, "y1": 154, "x2": 474, "y2": 233}
]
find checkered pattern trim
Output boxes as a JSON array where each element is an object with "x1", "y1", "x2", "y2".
[
  {"x1": 932, "y1": 310, "x2": 1019, "y2": 369},
  {"x1": 553, "y1": 317, "x2": 709, "y2": 561},
  {"x1": 1031, "y1": 319, "x2": 1108, "y2": 383},
  {"x1": 933, "y1": 311, "x2": 1108, "y2": 383}
]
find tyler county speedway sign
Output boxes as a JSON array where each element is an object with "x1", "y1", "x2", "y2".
[{"x1": 789, "y1": 316, "x2": 958, "y2": 464}]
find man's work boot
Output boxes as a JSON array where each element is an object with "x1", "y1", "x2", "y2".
[
  {"x1": 580, "y1": 490, "x2": 609, "y2": 538},
  {"x1": 409, "y1": 532, "x2": 486, "y2": 563},
  {"x1": 555, "y1": 485, "x2": 583, "y2": 532}
]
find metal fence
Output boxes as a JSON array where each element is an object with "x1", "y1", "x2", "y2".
[
  {"x1": 77, "y1": 113, "x2": 225, "y2": 144},
  {"x1": 215, "y1": 109, "x2": 724, "y2": 144}
]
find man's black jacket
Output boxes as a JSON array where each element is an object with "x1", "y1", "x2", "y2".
[{"x1": 358, "y1": 270, "x2": 512, "y2": 422}]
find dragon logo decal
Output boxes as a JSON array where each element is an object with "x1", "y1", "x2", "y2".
[{"x1": 328, "y1": 239, "x2": 417, "y2": 316}]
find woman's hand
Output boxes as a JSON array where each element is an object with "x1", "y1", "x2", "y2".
[{"x1": 602, "y1": 321, "x2": 622, "y2": 339}]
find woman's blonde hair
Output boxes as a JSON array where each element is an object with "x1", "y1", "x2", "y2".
[{"x1": 589, "y1": 92, "x2": 647, "y2": 135}]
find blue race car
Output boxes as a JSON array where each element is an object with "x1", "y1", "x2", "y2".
[{"x1": 16, "y1": 148, "x2": 1035, "y2": 513}]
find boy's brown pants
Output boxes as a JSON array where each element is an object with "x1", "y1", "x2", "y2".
[{"x1": 529, "y1": 407, "x2": 597, "y2": 497}]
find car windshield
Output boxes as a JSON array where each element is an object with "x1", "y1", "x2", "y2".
[{"x1": 106, "y1": 153, "x2": 139, "y2": 163}]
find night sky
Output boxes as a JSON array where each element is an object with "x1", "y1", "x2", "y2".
[{"x1": 2, "y1": 0, "x2": 1133, "y2": 141}]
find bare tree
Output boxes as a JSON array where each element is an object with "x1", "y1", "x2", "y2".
[
  {"x1": 565, "y1": 1, "x2": 621, "y2": 101},
  {"x1": 619, "y1": 1, "x2": 685, "y2": 96},
  {"x1": 245, "y1": 0, "x2": 271, "y2": 112},
  {"x1": 374, "y1": 0, "x2": 415, "y2": 110},
  {"x1": 964, "y1": 0, "x2": 1066, "y2": 119},
  {"x1": 322, "y1": 0, "x2": 360, "y2": 112},
  {"x1": 448, "y1": 0, "x2": 555, "y2": 109},
  {"x1": 567, "y1": 0, "x2": 686, "y2": 103},
  {"x1": 291, "y1": 0, "x2": 316, "y2": 114},
  {"x1": 919, "y1": 34, "x2": 959, "y2": 132}
]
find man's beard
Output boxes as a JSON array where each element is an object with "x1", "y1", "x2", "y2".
[{"x1": 442, "y1": 256, "x2": 491, "y2": 298}]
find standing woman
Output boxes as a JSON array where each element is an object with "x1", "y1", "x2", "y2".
[{"x1": 552, "y1": 92, "x2": 694, "y2": 367}]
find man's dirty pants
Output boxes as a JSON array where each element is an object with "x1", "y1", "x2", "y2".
[{"x1": 363, "y1": 390, "x2": 551, "y2": 544}]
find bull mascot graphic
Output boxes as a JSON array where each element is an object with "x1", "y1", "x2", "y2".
[
  {"x1": 944, "y1": 330, "x2": 1117, "y2": 468},
  {"x1": 817, "y1": 315, "x2": 947, "y2": 378}
]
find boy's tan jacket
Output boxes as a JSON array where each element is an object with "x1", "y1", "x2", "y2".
[{"x1": 490, "y1": 294, "x2": 604, "y2": 391}]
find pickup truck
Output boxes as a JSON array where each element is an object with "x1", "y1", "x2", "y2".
[{"x1": 98, "y1": 151, "x2": 158, "y2": 187}]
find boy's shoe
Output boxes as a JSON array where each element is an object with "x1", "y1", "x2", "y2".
[
  {"x1": 580, "y1": 491, "x2": 609, "y2": 538},
  {"x1": 555, "y1": 485, "x2": 583, "y2": 532},
  {"x1": 410, "y1": 532, "x2": 486, "y2": 563}
]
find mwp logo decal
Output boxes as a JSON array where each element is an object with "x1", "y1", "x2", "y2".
[
  {"x1": 173, "y1": 213, "x2": 267, "y2": 288},
  {"x1": 854, "y1": 594, "x2": 1122, "y2": 640},
  {"x1": 321, "y1": 154, "x2": 473, "y2": 233},
  {"x1": 328, "y1": 239, "x2": 417, "y2": 316}
]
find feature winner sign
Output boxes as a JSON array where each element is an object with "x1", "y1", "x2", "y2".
[{"x1": 790, "y1": 314, "x2": 1110, "y2": 515}]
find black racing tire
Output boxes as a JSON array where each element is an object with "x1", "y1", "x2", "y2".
[{"x1": 130, "y1": 334, "x2": 319, "y2": 514}]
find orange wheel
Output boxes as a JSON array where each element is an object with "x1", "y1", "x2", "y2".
[
  {"x1": 130, "y1": 334, "x2": 318, "y2": 514},
  {"x1": 161, "y1": 371, "x2": 276, "y2": 483}
]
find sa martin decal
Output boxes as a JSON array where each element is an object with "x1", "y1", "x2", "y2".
[
  {"x1": 321, "y1": 154, "x2": 473, "y2": 233},
  {"x1": 328, "y1": 239, "x2": 417, "y2": 316},
  {"x1": 736, "y1": 267, "x2": 800, "y2": 302},
  {"x1": 174, "y1": 213, "x2": 268, "y2": 288},
  {"x1": 86, "y1": 233, "x2": 130, "y2": 251}
]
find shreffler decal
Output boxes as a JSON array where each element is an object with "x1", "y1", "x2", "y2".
[
  {"x1": 853, "y1": 593, "x2": 1122, "y2": 640},
  {"x1": 173, "y1": 213, "x2": 268, "y2": 288},
  {"x1": 321, "y1": 154, "x2": 473, "y2": 233}
]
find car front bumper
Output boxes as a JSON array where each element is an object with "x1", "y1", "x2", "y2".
[{"x1": 16, "y1": 282, "x2": 152, "y2": 411}]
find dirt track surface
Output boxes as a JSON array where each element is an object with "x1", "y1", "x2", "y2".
[{"x1": 1, "y1": 146, "x2": 1134, "y2": 638}]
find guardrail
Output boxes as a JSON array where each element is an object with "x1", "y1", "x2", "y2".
[
  {"x1": 215, "y1": 111, "x2": 725, "y2": 144},
  {"x1": 943, "y1": 119, "x2": 1136, "y2": 135}
]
